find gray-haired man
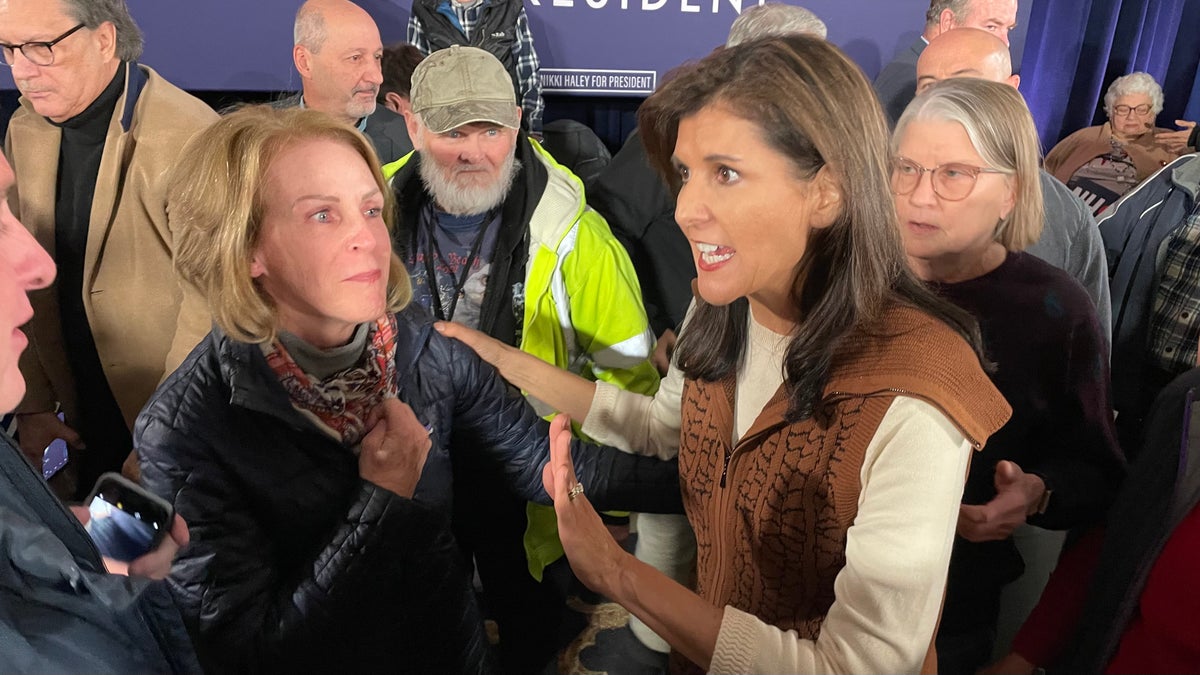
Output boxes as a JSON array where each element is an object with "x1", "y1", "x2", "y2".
[{"x1": 0, "y1": 0, "x2": 216, "y2": 499}]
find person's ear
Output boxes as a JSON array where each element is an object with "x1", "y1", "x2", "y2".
[
  {"x1": 1006, "y1": 73, "x2": 1021, "y2": 90},
  {"x1": 406, "y1": 113, "x2": 423, "y2": 150},
  {"x1": 384, "y1": 92, "x2": 408, "y2": 115},
  {"x1": 938, "y1": 9, "x2": 957, "y2": 35},
  {"x1": 250, "y1": 250, "x2": 267, "y2": 279},
  {"x1": 999, "y1": 176, "x2": 1017, "y2": 223},
  {"x1": 96, "y1": 21, "x2": 117, "y2": 61},
  {"x1": 808, "y1": 166, "x2": 844, "y2": 230},
  {"x1": 293, "y1": 45, "x2": 312, "y2": 78}
]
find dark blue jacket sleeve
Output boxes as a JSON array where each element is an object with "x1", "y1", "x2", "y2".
[{"x1": 443, "y1": 332, "x2": 684, "y2": 514}]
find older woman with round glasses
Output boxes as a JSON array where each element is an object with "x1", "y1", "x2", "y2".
[
  {"x1": 893, "y1": 78, "x2": 1126, "y2": 675},
  {"x1": 1045, "y1": 72, "x2": 1185, "y2": 215}
]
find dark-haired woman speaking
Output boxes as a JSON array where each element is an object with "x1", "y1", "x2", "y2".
[{"x1": 439, "y1": 35, "x2": 1012, "y2": 674}]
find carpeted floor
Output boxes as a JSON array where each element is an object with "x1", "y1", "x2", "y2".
[
  {"x1": 542, "y1": 595, "x2": 669, "y2": 675},
  {"x1": 479, "y1": 531, "x2": 672, "y2": 675},
  {"x1": 538, "y1": 533, "x2": 671, "y2": 675}
]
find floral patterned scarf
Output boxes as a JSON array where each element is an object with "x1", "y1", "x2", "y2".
[{"x1": 263, "y1": 314, "x2": 399, "y2": 446}]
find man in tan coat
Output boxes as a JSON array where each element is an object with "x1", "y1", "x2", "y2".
[{"x1": 0, "y1": 0, "x2": 217, "y2": 498}]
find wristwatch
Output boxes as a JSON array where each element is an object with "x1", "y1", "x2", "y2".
[{"x1": 1030, "y1": 473, "x2": 1053, "y2": 516}]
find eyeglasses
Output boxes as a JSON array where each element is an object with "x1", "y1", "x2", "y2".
[
  {"x1": 1113, "y1": 104, "x2": 1152, "y2": 117},
  {"x1": 891, "y1": 157, "x2": 1008, "y2": 202},
  {"x1": 0, "y1": 24, "x2": 86, "y2": 68}
]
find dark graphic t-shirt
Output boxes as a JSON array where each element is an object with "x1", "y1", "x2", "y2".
[{"x1": 407, "y1": 202, "x2": 501, "y2": 329}]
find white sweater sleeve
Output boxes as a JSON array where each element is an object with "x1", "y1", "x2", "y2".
[
  {"x1": 579, "y1": 362, "x2": 684, "y2": 460},
  {"x1": 708, "y1": 396, "x2": 971, "y2": 675},
  {"x1": 579, "y1": 302, "x2": 693, "y2": 460}
]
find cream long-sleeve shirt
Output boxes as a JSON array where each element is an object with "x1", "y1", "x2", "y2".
[{"x1": 580, "y1": 307, "x2": 970, "y2": 674}]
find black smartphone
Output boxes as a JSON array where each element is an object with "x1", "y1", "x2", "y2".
[{"x1": 84, "y1": 473, "x2": 174, "y2": 563}]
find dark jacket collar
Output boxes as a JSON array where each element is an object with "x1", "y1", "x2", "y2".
[
  {"x1": 214, "y1": 306, "x2": 436, "y2": 427},
  {"x1": 119, "y1": 61, "x2": 147, "y2": 133},
  {"x1": 213, "y1": 326, "x2": 309, "y2": 430}
]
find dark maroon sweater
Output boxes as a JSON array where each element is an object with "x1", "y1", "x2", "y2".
[{"x1": 931, "y1": 251, "x2": 1126, "y2": 634}]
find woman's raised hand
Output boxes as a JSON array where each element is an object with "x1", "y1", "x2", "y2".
[{"x1": 543, "y1": 414, "x2": 628, "y2": 595}]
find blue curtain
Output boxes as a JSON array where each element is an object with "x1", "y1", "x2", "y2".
[
  {"x1": 544, "y1": 94, "x2": 642, "y2": 152},
  {"x1": 1020, "y1": 0, "x2": 1200, "y2": 149}
]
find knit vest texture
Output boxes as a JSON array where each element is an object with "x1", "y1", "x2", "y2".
[
  {"x1": 677, "y1": 305, "x2": 1010, "y2": 670},
  {"x1": 412, "y1": 0, "x2": 522, "y2": 95}
]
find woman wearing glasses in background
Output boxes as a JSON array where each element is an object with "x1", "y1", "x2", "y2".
[
  {"x1": 892, "y1": 78, "x2": 1126, "y2": 675},
  {"x1": 1045, "y1": 72, "x2": 1187, "y2": 215}
]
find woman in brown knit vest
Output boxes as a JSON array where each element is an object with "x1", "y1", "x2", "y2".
[
  {"x1": 438, "y1": 36, "x2": 1013, "y2": 673},
  {"x1": 892, "y1": 79, "x2": 1126, "y2": 675}
]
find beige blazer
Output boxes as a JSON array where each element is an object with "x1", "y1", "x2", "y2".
[{"x1": 5, "y1": 62, "x2": 218, "y2": 432}]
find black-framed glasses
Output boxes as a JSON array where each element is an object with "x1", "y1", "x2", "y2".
[
  {"x1": 891, "y1": 157, "x2": 1008, "y2": 202},
  {"x1": 1113, "y1": 104, "x2": 1152, "y2": 117},
  {"x1": 0, "y1": 23, "x2": 86, "y2": 68}
]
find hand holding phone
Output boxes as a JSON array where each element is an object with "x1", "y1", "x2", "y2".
[
  {"x1": 15, "y1": 411, "x2": 82, "y2": 473},
  {"x1": 42, "y1": 412, "x2": 70, "y2": 479},
  {"x1": 84, "y1": 473, "x2": 175, "y2": 563}
]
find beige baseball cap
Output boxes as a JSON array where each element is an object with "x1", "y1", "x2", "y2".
[{"x1": 410, "y1": 45, "x2": 519, "y2": 133}]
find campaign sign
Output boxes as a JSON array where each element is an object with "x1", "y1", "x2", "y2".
[{"x1": 541, "y1": 68, "x2": 657, "y2": 94}]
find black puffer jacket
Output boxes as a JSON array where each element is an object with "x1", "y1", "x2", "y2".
[{"x1": 137, "y1": 306, "x2": 682, "y2": 674}]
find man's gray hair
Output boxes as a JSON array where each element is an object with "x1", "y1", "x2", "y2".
[
  {"x1": 294, "y1": 3, "x2": 328, "y2": 53},
  {"x1": 726, "y1": 3, "x2": 827, "y2": 46},
  {"x1": 1104, "y1": 72, "x2": 1165, "y2": 117},
  {"x1": 925, "y1": 0, "x2": 973, "y2": 26},
  {"x1": 61, "y1": 0, "x2": 143, "y2": 61}
]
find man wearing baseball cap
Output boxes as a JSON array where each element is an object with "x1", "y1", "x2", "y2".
[{"x1": 382, "y1": 45, "x2": 658, "y2": 674}]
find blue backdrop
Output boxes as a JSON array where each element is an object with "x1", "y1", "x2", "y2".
[
  {"x1": 0, "y1": 0, "x2": 1193, "y2": 149},
  {"x1": 0, "y1": 0, "x2": 1025, "y2": 93}
]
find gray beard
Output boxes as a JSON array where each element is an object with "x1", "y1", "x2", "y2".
[
  {"x1": 419, "y1": 152, "x2": 521, "y2": 216},
  {"x1": 345, "y1": 97, "x2": 377, "y2": 121}
]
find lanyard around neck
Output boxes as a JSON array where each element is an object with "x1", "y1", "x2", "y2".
[{"x1": 422, "y1": 212, "x2": 493, "y2": 322}]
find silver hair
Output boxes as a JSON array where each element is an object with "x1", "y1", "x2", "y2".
[
  {"x1": 895, "y1": 78, "x2": 1044, "y2": 252},
  {"x1": 294, "y1": 3, "x2": 328, "y2": 53},
  {"x1": 1104, "y1": 72, "x2": 1165, "y2": 117},
  {"x1": 60, "y1": 0, "x2": 143, "y2": 60},
  {"x1": 726, "y1": 3, "x2": 827, "y2": 46},
  {"x1": 925, "y1": 0, "x2": 973, "y2": 26}
]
